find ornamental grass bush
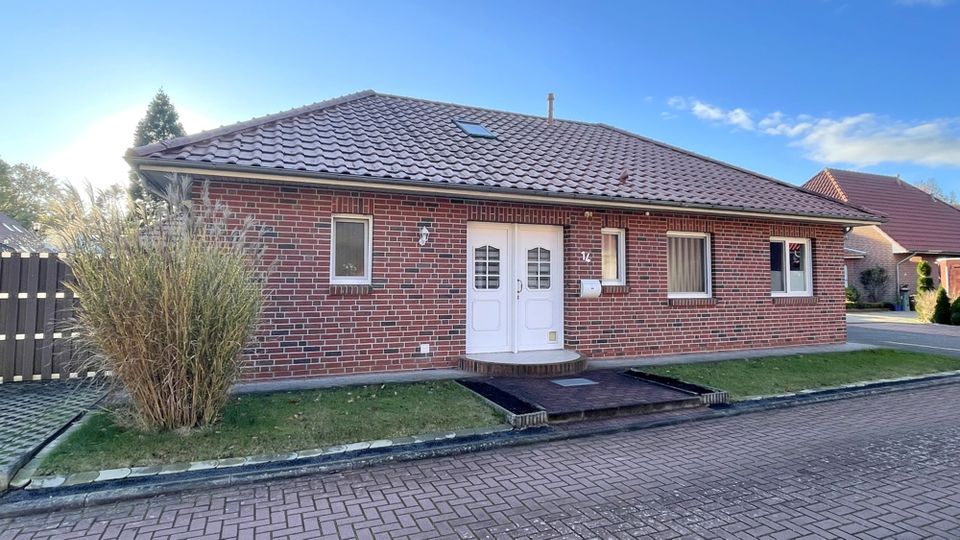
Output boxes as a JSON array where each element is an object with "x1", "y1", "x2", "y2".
[
  {"x1": 49, "y1": 176, "x2": 266, "y2": 431},
  {"x1": 915, "y1": 290, "x2": 938, "y2": 322}
]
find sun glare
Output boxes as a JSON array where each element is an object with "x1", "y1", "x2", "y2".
[{"x1": 42, "y1": 107, "x2": 220, "y2": 191}]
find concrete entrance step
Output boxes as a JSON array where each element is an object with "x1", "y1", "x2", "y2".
[{"x1": 459, "y1": 350, "x2": 587, "y2": 377}]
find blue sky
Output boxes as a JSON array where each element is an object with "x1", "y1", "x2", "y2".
[{"x1": 2, "y1": 0, "x2": 958, "y2": 195}]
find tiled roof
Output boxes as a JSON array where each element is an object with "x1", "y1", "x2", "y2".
[
  {"x1": 804, "y1": 169, "x2": 960, "y2": 254},
  {"x1": 0, "y1": 213, "x2": 48, "y2": 252},
  {"x1": 128, "y1": 91, "x2": 879, "y2": 223}
]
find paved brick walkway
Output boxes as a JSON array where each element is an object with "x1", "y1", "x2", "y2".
[
  {"x1": 0, "y1": 380, "x2": 103, "y2": 489},
  {"x1": 3, "y1": 384, "x2": 960, "y2": 539}
]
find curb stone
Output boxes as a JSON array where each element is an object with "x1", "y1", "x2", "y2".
[{"x1": 1, "y1": 372, "x2": 959, "y2": 518}]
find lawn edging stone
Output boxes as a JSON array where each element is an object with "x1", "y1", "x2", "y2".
[{"x1": 20, "y1": 423, "x2": 514, "y2": 493}]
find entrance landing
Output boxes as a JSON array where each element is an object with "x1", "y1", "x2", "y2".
[
  {"x1": 459, "y1": 369, "x2": 704, "y2": 423},
  {"x1": 460, "y1": 350, "x2": 586, "y2": 377}
]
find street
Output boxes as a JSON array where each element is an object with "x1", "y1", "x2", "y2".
[
  {"x1": 2, "y1": 384, "x2": 959, "y2": 539},
  {"x1": 847, "y1": 312, "x2": 960, "y2": 357}
]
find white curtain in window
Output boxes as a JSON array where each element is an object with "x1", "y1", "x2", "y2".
[
  {"x1": 789, "y1": 242, "x2": 808, "y2": 292},
  {"x1": 602, "y1": 233, "x2": 620, "y2": 281},
  {"x1": 668, "y1": 236, "x2": 705, "y2": 293}
]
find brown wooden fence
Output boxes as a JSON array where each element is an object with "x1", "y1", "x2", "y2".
[{"x1": 0, "y1": 251, "x2": 84, "y2": 383}]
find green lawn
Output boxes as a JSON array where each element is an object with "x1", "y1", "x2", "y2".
[
  {"x1": 38, "y1": 381, "x2": 502, "y2": 475},
  {"x1": 642, "y1": 349, "x2": 960, "y2": 400}
]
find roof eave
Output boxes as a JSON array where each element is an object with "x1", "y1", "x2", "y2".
[{"x1": 130, "y1": 158, "x2": 883, "y2": 226}]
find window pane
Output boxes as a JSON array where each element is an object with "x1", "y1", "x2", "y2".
[
  {"x1": 668, "y1": 236, "x2": 706, "y2": 293},
  {"x1": 789, "y1": 242, "x2": 808, "y2": 292},
  {"x1": 770, "y1": 241, "x2": 785, "y2": 292},
  {"x1": 527, "y1": 247, "x2": 550, "y2": 289},
  {"x1": 602, "y1": 233, "x2": 620, "y2": 281},
  {"x1": 334, "y1": 220, "x2": 366, "y2": 277},
  {"x1": 474, "y1": 245, "x2": 500, "y2": 290}
]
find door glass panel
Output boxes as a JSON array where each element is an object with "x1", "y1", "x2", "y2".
[
  {"x1": 474, "y1": 245, "x2": 500, "y2": 289},
  {"x1": 527, "y1": 247, "x2": 551, "y2": 289}
]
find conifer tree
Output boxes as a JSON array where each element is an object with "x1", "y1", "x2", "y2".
[{"x1": 128, "y1": 89, "x2": 185, "y2": 202}]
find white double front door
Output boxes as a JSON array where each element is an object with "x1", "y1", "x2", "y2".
[{"x1": 466, "y1": 223, "x2": 564, "y2": 354}]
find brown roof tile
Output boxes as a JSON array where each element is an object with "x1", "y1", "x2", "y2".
[
  {"x1": 128, "y1": 91, "x2": 879, "y2": 223},
  {"x1": 804, "y1": 168, "x2": 960, "y2": 253}
]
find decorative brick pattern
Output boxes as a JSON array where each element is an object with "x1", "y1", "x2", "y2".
[
  {"x1": 458, "y1": 355, "x2": 587, "y2": 377},
  {"x1": 771, "y1": 296, "x2": 819, "y2": 306},
  {"x1": 667, "y1": 297, "x2": 717, "y2": 307},
  {"x1": 199, "y1": 178, "x2": 846, "y2": 381}
]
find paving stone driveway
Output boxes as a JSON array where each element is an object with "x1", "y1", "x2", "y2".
[
  {"x1": 0, "y1": 381, "x2": 103, "y2": 489},
  {"x1": 3, "y1": 384, "x2": 960, "y2": 539}
]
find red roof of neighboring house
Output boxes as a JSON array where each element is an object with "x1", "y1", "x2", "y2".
[
  {"x1": 804, "y1": 168, "x2": 960, "y2": 254},
  {"x1": 127, "y1": 91, "x2": 879, "y2": 223}
]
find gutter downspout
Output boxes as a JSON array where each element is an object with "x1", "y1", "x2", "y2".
[{"x1": 895, "y1": 252, "x2": 919, "y2": 308}]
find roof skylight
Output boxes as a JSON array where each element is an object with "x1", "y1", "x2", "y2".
[{"x1": 454, "y1": 120, "x2": 496, "y2": 138}]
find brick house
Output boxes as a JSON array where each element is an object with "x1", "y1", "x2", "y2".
[
  {"x1": 127, "y1": 91, "x2": 879, "y2": 380},
  {"x1": 804, "y1": 169, "x2": 960, "y2": 303}
]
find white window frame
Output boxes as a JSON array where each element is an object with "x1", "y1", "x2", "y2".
[
  {"x1": 601, "y1": 227, "x2": 626, "y2": 286},
  {"x1": 666, "y1": 231, "x2": 712, "y2": 299},
  {"x1": 330, "y1": 214, "x2": 373, "y2": 285},
  {"x1": 770, "y1": 237, "x2": 813, "y2": 297}
]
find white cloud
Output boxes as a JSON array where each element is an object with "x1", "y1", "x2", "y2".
[
  {"x1": 666, "y1": 96, "x2": 687, "y2": 109},
  {"x1": 725, "y1": 108, "x2": 755, "y2": 131},
  {"x1": 792, "y1": 114, "x2": 960, "y2": 167},
  {"x1": 691, "y1": 101, "x2": 725, "y2": 121},
  {"x1": 42, "y1": 107, "x2": 220, "y2": 191},
  {"x1": 670, "y1": 97, "x2": 755, "y2": 131},
  {"x1": 665, "y1": 95, "x2": 960, "y2": 168}
]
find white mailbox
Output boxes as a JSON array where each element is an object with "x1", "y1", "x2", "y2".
[{"x1": 580, "y1": 279, "x2": 602, "y2": 298}]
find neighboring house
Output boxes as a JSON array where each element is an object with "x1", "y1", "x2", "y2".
[
  {"x1": 0, "y1": 213, "x2": 47, "y2": 252},
  {"x1": 804, "y1": 168, "x2": 960, "y2": 302},
  {"x1": 126, "y1": 91, "x2": 879, "y2": 380}
]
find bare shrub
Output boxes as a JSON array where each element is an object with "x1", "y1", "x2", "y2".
[{"x1": 49, "y1": 176, "x2": 266, "y2": 431}]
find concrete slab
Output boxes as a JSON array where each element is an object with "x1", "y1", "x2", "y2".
[
  {"x1": 589, "y1": 342, "x2": 878, "y2": 370},
  {"x1": 233, "y1": 368, "x2": 476, "y2": 395},
  {"x1": 463, "y1": 349, "x2": 580, "y2": 365}
]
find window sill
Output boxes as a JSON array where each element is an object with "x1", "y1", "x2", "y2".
[
  {"x1": 771, "y1": 296, "x2": 818, "y2": 305},
  {"x1": 329, "y1": 284, "x2": 373, "y2": 296},
  {"x1": 668, "y1": 297, "x2": 717, "y2": 307}
]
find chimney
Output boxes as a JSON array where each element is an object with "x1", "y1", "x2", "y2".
[{"x1": 547, "y1": 93, "x2": 555, "y2": 125}]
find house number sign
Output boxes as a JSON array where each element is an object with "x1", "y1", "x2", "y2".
[{"x1": 580, "y1": 251, "x2": 592, "y2": 262}]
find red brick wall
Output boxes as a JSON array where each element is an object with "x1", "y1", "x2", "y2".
[{"x1": 199, "y1": 178, "x2": 847, "y2": 380}]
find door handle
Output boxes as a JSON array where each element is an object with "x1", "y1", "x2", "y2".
[{"x1": 517, "y1": 279, "x2": 523, "y2": 297}]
